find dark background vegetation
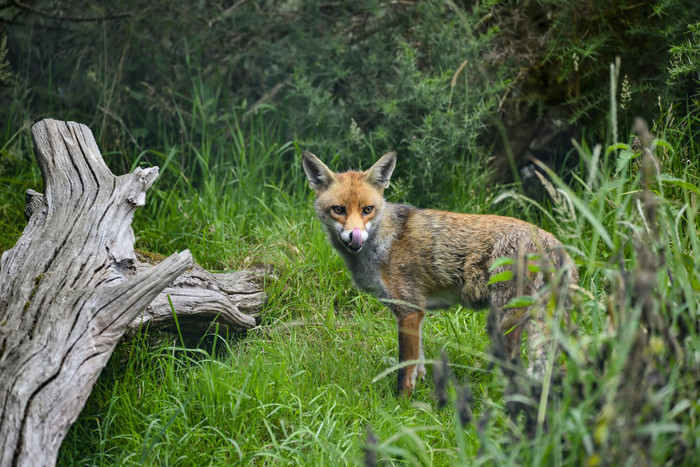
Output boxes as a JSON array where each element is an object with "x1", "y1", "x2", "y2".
[
  {"x1": 2, "y1": 0, "x2": 698, "y2": 203},
  {"x1": 1, "y1": 0, "x2": 699, "y2": 465}
]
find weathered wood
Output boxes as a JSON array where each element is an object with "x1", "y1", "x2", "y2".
[
  {"x1": 24, "y1": 191, "x2": 267, "y2": 337},
  {"x1": 127, "y1": 263, "x2": 266, "y2": 336},
  {"x1": 0, "y1": 119, "x2": 193, "y2": 467}
]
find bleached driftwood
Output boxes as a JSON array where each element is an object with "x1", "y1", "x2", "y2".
[
  {"x1": 127, "y1": 261, "x2": 266, "y2": 336},
  {"x1": 24, "y1": 191, "x2": 267, "y2": 338},
  {"x1": 0, "y1": 119, "x2": 192, "y2": 466},
  {"x1": 0, "y1": 119, "x2": 260, "y2": 467}
]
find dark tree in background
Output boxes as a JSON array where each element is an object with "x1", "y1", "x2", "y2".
[{"x1": 1, "y1": 0, "x2": 699, "y2": 202}]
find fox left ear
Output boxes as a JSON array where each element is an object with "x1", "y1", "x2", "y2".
[{"x1": 365, "y1": 151, "x2": 397, "y2": 190}]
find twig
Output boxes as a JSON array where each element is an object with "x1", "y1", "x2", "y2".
[{"x1": 10, "y1": 0, "x2": 131, "y2": 22}]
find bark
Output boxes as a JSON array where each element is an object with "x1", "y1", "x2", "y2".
[{"x1": 0, "y1": 119, "x2": 193, "y2": 466}]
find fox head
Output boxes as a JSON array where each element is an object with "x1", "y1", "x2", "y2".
[{"x1": 302, "y1": 151, "x2": 396, "y2": 253}]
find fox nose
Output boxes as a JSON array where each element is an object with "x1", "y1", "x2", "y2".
[{"x1": 349, "y1": 227, "x2": 363, "y2": 249}]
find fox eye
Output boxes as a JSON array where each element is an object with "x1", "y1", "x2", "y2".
[
  {"x1": 331, "y1": 205, "x2": 346, "y2": 215},
  {"x1": 363, "y1": 206, "x2": 374, "y2": 214}
]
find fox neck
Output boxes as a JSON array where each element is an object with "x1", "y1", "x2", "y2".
[{"x1": 323, "y1": 206, "x2": 395, "y2": 297}]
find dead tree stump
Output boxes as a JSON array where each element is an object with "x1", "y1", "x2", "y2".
[{"x1": 0, "y1": 119, "x2": 194, "y2": 466}]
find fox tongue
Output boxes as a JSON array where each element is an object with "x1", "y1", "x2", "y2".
[{"x1": 349, "y1": 227, "x2": 363, "y2": 249}]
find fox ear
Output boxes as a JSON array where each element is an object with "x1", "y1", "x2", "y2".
[
  {"x1": 302, "y1": 151, "x2": 336, "y2": 193},
  {"x1": 365, "y1": 151, "x2": 397, "y2": 190}
]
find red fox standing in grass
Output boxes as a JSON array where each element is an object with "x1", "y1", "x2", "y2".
[{"x1": 302, "y1": 150, "x2": 578, "y2": 397}]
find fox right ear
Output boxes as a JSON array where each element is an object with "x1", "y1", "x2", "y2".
[{"x1": 302, "y1": 151, "x2": 336, "y2": 193}]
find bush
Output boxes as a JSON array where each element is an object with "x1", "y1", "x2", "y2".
[{"x1": 3, "y1": 0, "x2": 700, "y2": 204}]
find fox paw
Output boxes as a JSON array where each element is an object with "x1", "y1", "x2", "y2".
[{"x1": 417, "y1": 363, "x2": 426, "y2": 381}]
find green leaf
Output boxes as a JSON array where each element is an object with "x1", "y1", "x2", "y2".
[
  {"x1": 490, "y1": 256, "x2": 514, "y2": 271},
  {"x1": 605, "y1": 142, "x2": 631, "y2": 157},
  {"x1": 532, "y1": 159, "x2": 614, "y2": 248},
  {"x1": 488, "y1": 270, "x2": 513, "y2": 284},
  {"x1": 614, "y1": 149, "x2": 639, "y2": 176},
  {"x1": 506, "y1": 296, "x2": 538, "y2": 308},
  {"x1": 635, "y1": 423, "x2": 684, "y2": 436},
  {"x1": 659, "y1": 174, "x2": 700, "y2": 195}
]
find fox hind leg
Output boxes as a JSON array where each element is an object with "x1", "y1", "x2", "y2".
[
  {"x1": 525, "y1": 312, "x2": 549, "y2": 377},
  {"x1": 417, "y1": 320, "x2": 426, "y2": 380},
  {"x1": 492, "y1": 288, "x2": 551, "y2": 377}
]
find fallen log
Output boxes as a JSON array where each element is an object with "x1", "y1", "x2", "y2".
[
  {"x1": 127, "y1": 260, "x2": 267, "y2": 337},
  {"x1": 0, "y1": 119, "x2": 262, "y2": 466},
  {"x1": 23, "y1": 192, "x2": 268, "y2": 338}
]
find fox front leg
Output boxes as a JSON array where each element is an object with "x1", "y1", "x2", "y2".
[{"x1": 395, "y1": 310, "x2": 426, "y2": 397}]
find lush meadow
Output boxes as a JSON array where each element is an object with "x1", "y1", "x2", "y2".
[
  {"x1": 1, "y1": 84, "x2": 696, "y2": 465},
  {"x1": 1, "y1": 1, "x2": 699, "y2": 465}
]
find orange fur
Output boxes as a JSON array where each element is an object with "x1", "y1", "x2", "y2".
[{"x1": 302, "y1": 151, "x2": 578, "y2": 397}]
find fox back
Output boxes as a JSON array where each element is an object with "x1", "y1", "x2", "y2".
[{"x1": 302, "y1": 150, "x2": 578, "y2": 397}]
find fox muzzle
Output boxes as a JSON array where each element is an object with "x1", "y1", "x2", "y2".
[{"x1": 339, "y1": 227, "x2": 368, "y2": 252}]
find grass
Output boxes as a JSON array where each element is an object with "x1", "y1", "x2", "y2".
[
  {"x1": 0, "y1": 120, "x2": 41, "y2": 251},
  {"x1": 58, "y1": 305, "x2": 497, "y2": 465},
  {"x1": 1, "y1": 73, "x2": 699, "y2": 465}
]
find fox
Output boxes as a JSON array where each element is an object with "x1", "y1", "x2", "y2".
[{"x1": 302, "y1": 150, "x2": 578, "y2": 397}]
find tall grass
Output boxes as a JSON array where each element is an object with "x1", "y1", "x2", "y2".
[
  {"x1": 1, "y1": 66, "x2": 698, "y2": 464},
  {"x1": 423, "y1": 66, "x2": 700, "y2": 464},
  {"x1": 0, "y1": 119, "x2": 41, "y2": 251},
  {"x1": 47, "y1": 80, "x2": 499, "y2": 464}
]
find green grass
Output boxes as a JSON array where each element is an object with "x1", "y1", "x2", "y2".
[
  {"x1": 0, "y1": 120, "x2": 41, "y2": 251},
  {"x1": 2, "y1": 75, "x2": 699, "y2": 465},
  {"x1": 58, "y1": 304, "x2": 499, "y2": 465}
]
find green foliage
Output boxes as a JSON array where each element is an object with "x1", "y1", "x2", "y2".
[
  {"x1": 1, "y1": 0, "x2": 699, "y2": 465},
  {"x1": 0, "y1": 0, "x2": 506, "y2": 204},
  {"x1": 0, "y1": 34, "x2": 12, "y2": 85},
  {"x1": 543, "y1": 0, "x2": 700, "y2": 110},
  {"x1": 57, "y1": 302, "x2": 498, "y2": 464},
  {"x1": 283, "y1": 1, "x2": 506, "y2": 205},
  {"x1": 478, "y1": 0, "x2": 700, "y2": 143},
  {"x1": 358, "y1": 75, "x2": 700, "y2": 464},
  {"x1": 5, "y1": 0, "x2": 698, "y2": 202},
  {"x1": 514, "y1": 115, "x2": 700, "y2": 464},
  {"x1": 668, "y1": 21, "x2": 700, "y2": 91},
  {"x1": 0, "y1": 118, "x2": 40, "y2": 252}
]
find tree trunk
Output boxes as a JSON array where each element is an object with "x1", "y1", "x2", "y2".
[{"x1": 0, "y1": 119, "x2": 193, "y2": 466}]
